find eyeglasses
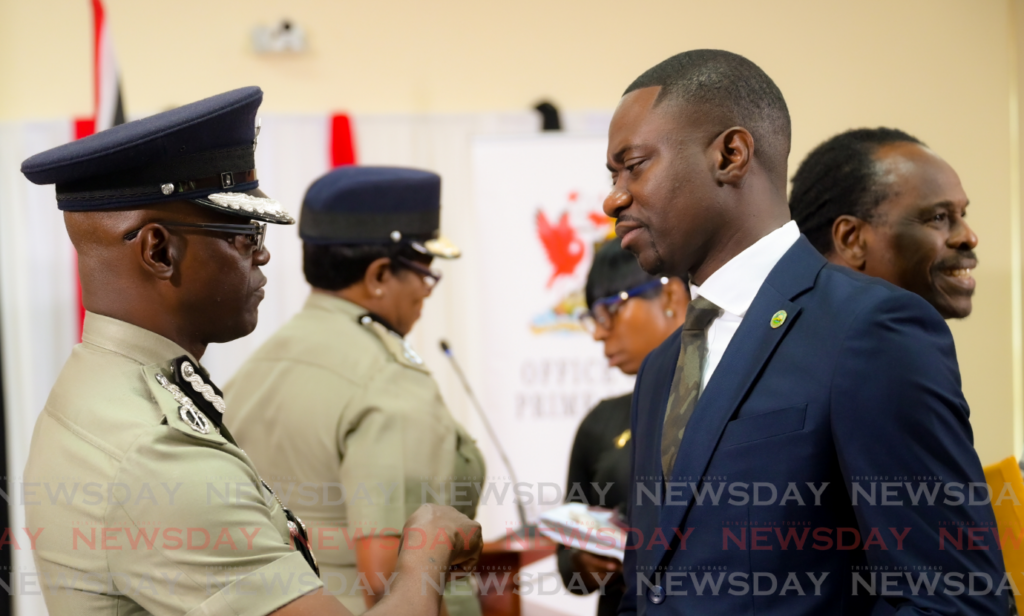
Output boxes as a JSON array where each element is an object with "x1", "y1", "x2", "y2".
[
  {"x1": 123, "y1": 221, "x2": 267, "y2": 254},
  {"x1": 395, "y1": 256, "x2": 442, "y2": 288},
  {"x1": 578, "y1": 277, "x2": 668, "y2": 334}
]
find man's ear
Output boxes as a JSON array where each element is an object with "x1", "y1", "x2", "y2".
[
  {"x1": 138, "y1": 224, "x2": 177, "y2": 281},
  {"x1": 712, "y1": 127, "x2": 754, "y2": 186},
  {"x1": 830, "y1": 215, "x2": 870, "y2": 270},
  {"x1": 362, "y1": 257, "x2": 394, "y2": 294}
]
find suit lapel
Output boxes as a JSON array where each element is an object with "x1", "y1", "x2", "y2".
[{"x1": 651, "y1": 237, "x2": 825, "y2": 564}]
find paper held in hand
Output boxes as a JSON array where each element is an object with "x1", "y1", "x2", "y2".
[{"x1": 537, "y1": 502, "x2": 627, "y2": 561}]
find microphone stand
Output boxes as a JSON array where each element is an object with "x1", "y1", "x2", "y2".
[{"x1": 440, "y1": 340, "x2": 535, "y2": 540}]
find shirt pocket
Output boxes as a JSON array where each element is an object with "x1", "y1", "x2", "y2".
[{"x1": 719, "y1": 404, "x2": 807, "y2": 448}]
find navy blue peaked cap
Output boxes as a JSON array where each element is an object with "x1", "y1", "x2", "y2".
[
  {"x1": 21, "y1": 86, "x2": 293, "y2": 224},
  {"x1": 300, "y1": 166, "x2": 460, "y2": 258}
]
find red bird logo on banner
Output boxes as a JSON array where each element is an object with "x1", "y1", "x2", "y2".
[{"x1": 536, "y1": 210, "x2": 585, "y2": 287}]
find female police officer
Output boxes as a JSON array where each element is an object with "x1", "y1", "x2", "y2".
[
  {"x1": 225, "y1": 166, "x2": 486, "y2": 616},
  {"x1": 20, "y1": 88, "x2": 480, "y2": 616}
]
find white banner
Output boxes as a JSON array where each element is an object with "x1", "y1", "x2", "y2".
[{"x1": 472, "y1": 135, "x2": 635, "y2": 538}]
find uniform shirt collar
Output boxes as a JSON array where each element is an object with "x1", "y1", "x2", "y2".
[
  {"x1": 305, "y1": 290, "x2": 367, "y2": 318},
  {"x1": 690, "y1": 220, "x2": 800, "y2": 318},
  {"x1": 305, "y1": 291, "x2": 403, "y2": 335},
  {"x1": 81, "y1": 311, "x2": 196, "y2": 366}
]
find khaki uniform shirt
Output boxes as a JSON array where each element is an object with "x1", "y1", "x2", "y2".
[
  {"x1": 24, "y1": 312, "x2": 322, "y2": 616},
  {"x1": 224, "y1": 293, "x2": 486, "y2": 616}
]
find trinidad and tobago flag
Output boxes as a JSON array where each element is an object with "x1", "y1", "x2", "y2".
[{"x1": 75, "y1": 0, "x2": 125, "y2": 140}]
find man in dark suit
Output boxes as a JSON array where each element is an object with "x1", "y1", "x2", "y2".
[
  {"x1": 789, "y1": 128, "x2": 979, "y2": 319},
  {"x1": 605, "y1": 50, "x2": 1004, "y2": 615}
]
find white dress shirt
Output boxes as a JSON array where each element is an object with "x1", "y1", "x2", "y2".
[{"x1": 689, "y1": 220, "x2": 800, "y2": 389}]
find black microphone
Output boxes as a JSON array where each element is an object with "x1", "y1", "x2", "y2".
[{"x1": 440, "y1": 339, "x2": 532, "y2": 537}]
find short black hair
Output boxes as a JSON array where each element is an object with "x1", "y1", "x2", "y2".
[
  {"x1": 303, "y1": 243, "x2": 408, "y2": 291},
  {"x1": 585, "y1": 238, "x2": 658, "y2": 308},
  {"x1": 624, "y1": 49, "x2": 791, "y2": 187},
  {"x1": 789, "y1": 127, "x2": 926, "y2": 254}
]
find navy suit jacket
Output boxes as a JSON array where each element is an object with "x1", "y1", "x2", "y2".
[{"x1": 620, "y1": 237, "x2": 1004, "y2": 615}]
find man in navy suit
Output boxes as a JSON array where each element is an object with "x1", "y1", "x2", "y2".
[
  {"x1": 604, "y1": 50, "x2": 1004, "y2": 614},
  {"x1": 789, "y1": 128, "x2": 979, "y2": 320}
]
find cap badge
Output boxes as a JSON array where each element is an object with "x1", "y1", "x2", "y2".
[
  {"x1": 220, "y1": 172, "x2": 235, "y2": 189},
  {"x1": 155, "y1": 373, "x2": 211, "y2": 434},
  {"x1": 770, "y1": 310, "x2": 787, "y2": 329},
  {"x1": 160, "y1": 183, "x2": 175, "y2": 196},
  {"x1": 180, "y1": 361, "x2": 227, "y2": 414},
  {"x1": 423, "y1": 237, "x2": 461, "y2": 259}
]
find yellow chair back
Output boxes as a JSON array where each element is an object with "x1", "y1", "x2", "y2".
[{"x1": 984, "y1": 455, "x2": 1024, "y2": 612}]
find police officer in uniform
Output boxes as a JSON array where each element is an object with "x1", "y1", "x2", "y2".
[
  {"x1": 224, "y1": 166, "x2": 486, "y2": 616},
  {"x1": 20, "y1": 87, "x2": 480, "y2": 616}
]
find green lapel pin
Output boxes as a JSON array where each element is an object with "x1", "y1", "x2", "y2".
[{"x1": 770, "y1": 310, "x2": 787, "y2": 329}]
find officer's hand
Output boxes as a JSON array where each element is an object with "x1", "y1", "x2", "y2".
[
  {"x1": 274, "y1": 505, "x2": 481, "y2": 616},
  {"x1": 570, "y1": 549, "x2": 622, "y2": 592},
  {"x1": 401, "y1": 503, "x2": 483, "y2": 573}
]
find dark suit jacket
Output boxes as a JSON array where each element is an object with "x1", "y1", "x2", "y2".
[{"x1": 620, "y1": 237, "x2": 1004, "y2": 615}]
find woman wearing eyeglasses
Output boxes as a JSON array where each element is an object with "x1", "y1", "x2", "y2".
[
  {"x1": 559, "y1": 238, "x2": 689, "y2": 616},
  {"x1": 224, "y1": 167, "x2": 485, "y2": 616}
]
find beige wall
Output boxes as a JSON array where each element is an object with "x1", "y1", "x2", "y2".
[{"x1": 1, "y1": 0, "x2": 1020, "y2": 464}]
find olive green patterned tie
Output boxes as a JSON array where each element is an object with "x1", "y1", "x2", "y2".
[{"x1": 661, "y1": 296, "x2": 722, "y2": 478}]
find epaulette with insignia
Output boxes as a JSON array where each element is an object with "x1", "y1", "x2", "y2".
[
  {"x1": 171, "y1": 356, "x2": 227, "y2": 429},
  {"x1": 154, "y1": 372, "x2": 214, "y2": 435},
  {"x1": 357, "y1": 313, "x2": 429, "y2": 373},
  {"x1": 152, "y1": 356, "x2": 228, "y2": 434},
  {"x1": 148, "y1": 358, "x2": 321, "y2": 576}
]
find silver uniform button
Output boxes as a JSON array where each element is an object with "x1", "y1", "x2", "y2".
[{"x1": 648, "y1": 584, "x2": 665, "y2": 605}]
